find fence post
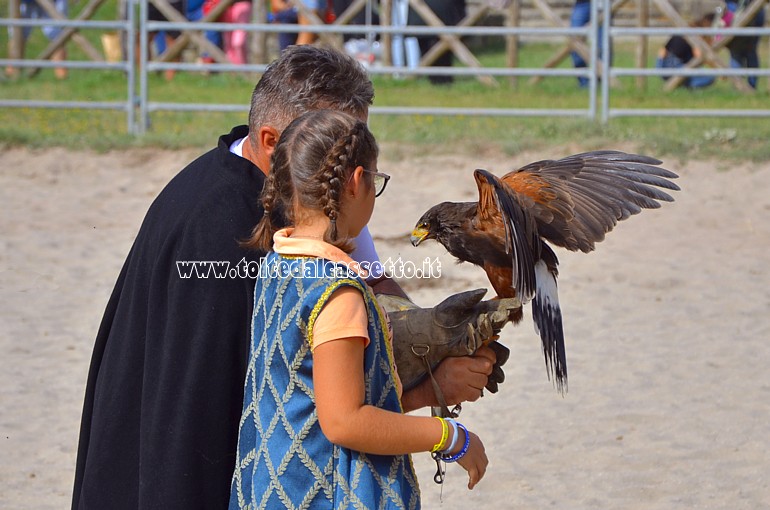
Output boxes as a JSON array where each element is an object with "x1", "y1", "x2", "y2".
[
  {"x1": 381, "y1": 0, "x2": 392, "y2": 66},
  {"x1": 139, "y1": 0, "x2": 149, "y2": 134},
  {"x1": 589, "y1": 0, "x2": 599, "y2": 121},
  {"x1": 250, "y1": 0, "x2": 268, "y2": 65},
  {"x1": 127, "y1": 0, "x2": 136, "y2": 134},
  {"x1": 8, "y1": 0, "x2": 23, "y2": 77},
  {"x1": 600, "y1": 0, "x2": 610, "y2": 124},
  {"x1": 636, "y1": 0, "x2": 649, "y2": 90},
  {"x1": 505, "y1": 0, "x2": 520, "y2": 89}
]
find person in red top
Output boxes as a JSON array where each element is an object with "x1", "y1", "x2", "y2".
[{"x1": 205, "y1": 0, "x2": 252, "y2": 64}]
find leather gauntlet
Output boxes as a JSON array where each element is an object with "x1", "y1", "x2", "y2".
[{"x1": 378, "y1": 289, "x2": 519, "y2": 396}]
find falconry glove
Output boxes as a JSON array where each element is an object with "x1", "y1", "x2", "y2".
[{"x1": 378, "y1": 289, "x2": 519, "y2": 411}]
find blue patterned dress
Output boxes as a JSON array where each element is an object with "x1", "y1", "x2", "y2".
[{"x1": 229, "y1": 252, "x2": 421, "y2": 509}]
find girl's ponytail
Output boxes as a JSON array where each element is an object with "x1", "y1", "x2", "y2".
[{"x1": 243, "y1": 163, "x2": 284, "y2": 252}]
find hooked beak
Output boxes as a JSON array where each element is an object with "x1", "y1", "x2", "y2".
[{"x1": 410, "y1": 227, "x2": 430, "y2": 247}]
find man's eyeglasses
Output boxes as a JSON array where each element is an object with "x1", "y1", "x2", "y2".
[{"x1": 362, "y1": 169, "x2": 391, "y2": 197}]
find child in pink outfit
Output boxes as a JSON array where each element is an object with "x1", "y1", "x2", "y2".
[
  {"x1": 204, "y1": 0, "x2": 252, "y2": 65},
  {"x1": 221, "y1": 1, "x2": 252, "y2": 64}
]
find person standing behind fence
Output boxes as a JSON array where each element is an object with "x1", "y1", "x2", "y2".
[
  {"x1": 268, "y1": 0, "x2": 322, "y2": 51},
  {"x1": 204, "y1": 0, "x2": 252, "y2": 65},
  {"x1": 270, "y1": 0, "x2": 298, "y2": 52},
  {"x1": 147, "y1": 0, "x2": 186, "y2": 80},
  {"x1": 5, "y1": 0, "x2": 68, "y2": 79},
  {"x1": 407, "y1": 0, "x2": 466, "y2": 85},
  {"x1": 570, "y1": 0, "x2": 607, "y2": 88},
  {"x1": 295, "y1": 0, "x2": 322, "y2": 45},
  {"x1": 187, "y1": 0, "x2": 223, "y2": 66},
  {"x1": 724, "y1": 0, "x2": 766, "y2": 89},
  {"x1": 221, "y1": 0, "x2": 252, "y2": 64}
]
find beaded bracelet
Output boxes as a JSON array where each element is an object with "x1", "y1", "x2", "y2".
[
  {"x1": 440, "y1": 422, "x2": 470, "y2": 463},
  {"x1": 443, "y1": 418, "x2": 460, "y2": 455},
  {"x1": 430, "y1": 417, "x2": 449, "y2": 453}
]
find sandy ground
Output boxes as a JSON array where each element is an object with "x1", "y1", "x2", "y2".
[{"x1": 1, "y1": 143, "x2": 769, "y2": 509}]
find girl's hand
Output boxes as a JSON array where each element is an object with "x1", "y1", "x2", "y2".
[{"x1": 452, "y1": 428, "x2": 487, "y2": 490}]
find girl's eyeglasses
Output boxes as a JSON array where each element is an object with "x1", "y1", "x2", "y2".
[{"x1": 362, "y1": 169, "x2": 391, "y2": 197}]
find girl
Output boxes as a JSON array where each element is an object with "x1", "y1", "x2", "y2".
[{"x1": 229, "y1": 109, "x2": 487, "y2": 509}]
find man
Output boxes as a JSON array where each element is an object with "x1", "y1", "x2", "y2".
[{"x1": 72, "y1": 46, "x2": 502, "y2": 509}]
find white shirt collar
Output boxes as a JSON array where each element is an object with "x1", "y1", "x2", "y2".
[{"x1": 230, "y1": 136, "x2": 247, "y2": 157}]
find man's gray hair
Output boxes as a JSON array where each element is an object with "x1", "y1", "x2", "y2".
[{"x1": 248, "y1": 46, "x2": 375, "y2": 135}]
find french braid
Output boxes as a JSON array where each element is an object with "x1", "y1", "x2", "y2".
[
  {"x1": 319, "y1": 122, "x2": 371, "y2": 245},
  {"x1": 243, "y1": 110, "x2": 378, "y2": 253}
]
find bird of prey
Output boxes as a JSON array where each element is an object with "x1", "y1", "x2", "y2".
[{"x1": 410, "y1": 151, "x2": 680, "y2": 393}]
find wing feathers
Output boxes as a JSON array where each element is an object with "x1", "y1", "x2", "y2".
[
  {"x1": 416, "y1": 151, "x2": 677, "y2": 395},
  {"x1": 503, "y1": 151, "x2": 679, "y2": 252},
  {"x1": 474, "y1": 169, "x2": 538, "y2": 301}
]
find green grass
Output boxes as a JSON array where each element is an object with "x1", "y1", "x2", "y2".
[{"x1": 1, "y1": 2, "x2": 769, "y2": 161}]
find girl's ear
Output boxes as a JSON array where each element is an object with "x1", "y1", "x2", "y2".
[{"x1": 347, "y1": 165, "x2": 366, "y2": 196}]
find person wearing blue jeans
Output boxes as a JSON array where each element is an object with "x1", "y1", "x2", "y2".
[
  {"x1": 270, "y1": 0, "x2": 299, "y2": 52},
  {"x1": 6, "y1": 0, "x2": 68, "y2": 79},
  {"x1": 187, "y1": 0, "x2": 222, "y2": 64},
  {"x1": 655, "y1": 38, "x2": 715, "y2": 89},
  {"x1": 570, "y1": 0, "x2": 606, "y2": 88},
  {"x1": 725, "y1": 1, "x2": 766, "y2": 89},
  {"x1": 655, "y1": 13, "x2": 716, "y2": 89},
  {"x1": 147, "y1": 0, "x2": 185, "y2": 80}
]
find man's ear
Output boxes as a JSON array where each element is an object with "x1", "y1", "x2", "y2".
[{"x1": 257, "y1": 126, "x2": 280, "y2": 169}]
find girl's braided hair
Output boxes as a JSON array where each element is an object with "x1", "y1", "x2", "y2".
[{"x1": 245, "y1": 110, "x2": 379, "y2": 252}]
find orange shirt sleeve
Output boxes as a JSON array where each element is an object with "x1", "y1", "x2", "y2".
[{"x1": 312, "y1": 286, "x2": 370, "y2": 351}]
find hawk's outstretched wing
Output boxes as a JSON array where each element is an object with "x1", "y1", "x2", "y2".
[{"x1": 501, "y1": 151, "x2": 680, "y2": 253}]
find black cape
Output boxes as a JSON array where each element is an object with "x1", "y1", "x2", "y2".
[{"x1": 72, "y1": 126, "x2": 268, "y2": 509}]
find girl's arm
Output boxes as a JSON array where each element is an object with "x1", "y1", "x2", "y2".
[{"x1": 313, "y1": 337, "x2": 488, "y2": 489}]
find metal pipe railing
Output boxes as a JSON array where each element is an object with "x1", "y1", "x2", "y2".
[
  {"x1": 0, "y1": 15, "x2": 136, "y2": 132},
  {"x1": 3, "y1": 0, "x2": 769, "y2": 133}
]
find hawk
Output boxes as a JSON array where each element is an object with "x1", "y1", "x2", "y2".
[{"x1": 410, "y1": 151, "x2": 680, "y2": 393}]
